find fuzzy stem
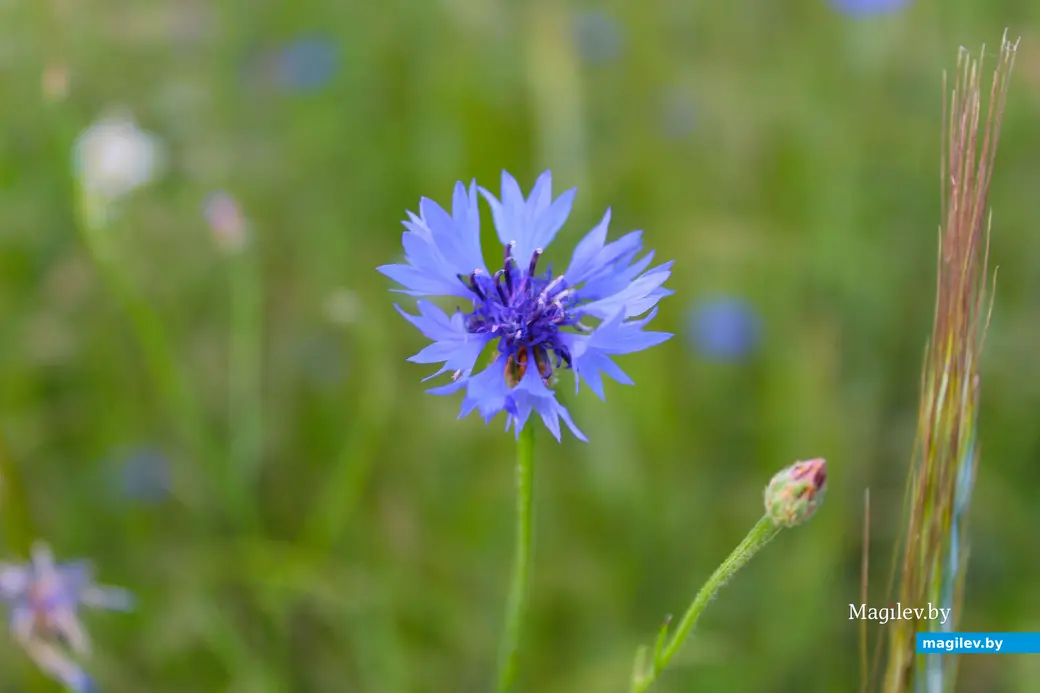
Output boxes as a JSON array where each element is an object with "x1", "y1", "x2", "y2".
[
  {"x1": 632, "y1": 516, "x2": 782, "y2": 693},
  {"x1": 495, "y1": 424, "x2": 536, "y2": 693}
]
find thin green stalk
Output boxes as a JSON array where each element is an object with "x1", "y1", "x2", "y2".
[
  {"x1": 496, "y1": 424, "x2": 536, "y2": 693},
  {"x1": 631, "y1": 516, "x2": 781, "y2": 693},
  {"x1": 228, "y1": 244, "x2": 264, "y2": 528}
]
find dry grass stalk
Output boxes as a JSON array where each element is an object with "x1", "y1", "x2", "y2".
[{"x1": 876, "y1": 33, "x2": 1018, "y2": 693}]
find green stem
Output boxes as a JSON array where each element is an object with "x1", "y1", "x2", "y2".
[
  {"x1": 0, "y1": 429, "x2": 34, "y2": 557},
  {"x1": 631, "y1": 515, "x2": 782, "y2": 693},
  {"x1": 228, "y1": 244, "x2": 264, "y2": 528},
  {"x1": 496, "y1": 424, "x2": 536, "y2": 693}
]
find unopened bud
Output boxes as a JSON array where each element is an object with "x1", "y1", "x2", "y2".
[{"x1": 764, "y1": 457, "x2": 826, "y2": 527}]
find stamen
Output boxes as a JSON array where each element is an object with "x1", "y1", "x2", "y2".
[
  {"x1": 467, "y1": 270, "x2": 486, "y2": 300},
  {"x1": 558, "y1": 349, "x2": 573, "y2": 368},
  {"x1": 554, "y1": 288, "x2": 574, "y2": 303},
  {"x1": 503, "y1": 265, "x2": 514, "y2": 296},
  {"x1": 527, "y1": 248, "x2": 543, "y2": 276},
  {"x1": 457, "y1": 272, "x2": 485, "y2": 300},
  {"x1": 538, "y1": 276, "x2": 565, "y2": 303},
  {"x1": 493, "y1": 270, "x2": 509, "y2": 303}
]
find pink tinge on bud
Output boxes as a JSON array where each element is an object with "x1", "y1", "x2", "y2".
[
  {"x1": 789, "y1": 457, "x2": 826, "y2": 488},
  {"x1": 764, "y1": 457, "x2": 827, "y2": 528},
  {"x1": 204, "y1": 191, "x2": 248, "y2": 252}
]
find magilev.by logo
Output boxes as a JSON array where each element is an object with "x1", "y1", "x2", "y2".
[{"x1": 849, "y1": 602, "x2": 951, "y2": 625}]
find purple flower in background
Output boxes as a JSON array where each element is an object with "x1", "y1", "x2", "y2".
[
  {"x1": 0, "y1": 543, "x2": 132, "y2": 692},
  {"x1": 571, "y1": 11, "x2": 624, "y2": 65},
  {"x1": 269, "y1": 36, "x2": 339, "y2": 92},
  {"x1": 830, "y1": 0, "x2": 912, "y2": 15},
  {"x1": 379, "y1": 171, "x2": 673, "y2": 442},
  {"x1": 686, "y1": 296, "x2": 760, "y2": 361}
]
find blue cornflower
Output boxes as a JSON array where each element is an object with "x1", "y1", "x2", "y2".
[
  {"x1": 118, "y1": 446, "x2": 171, "y2": 503},
  {"x1": 272, "y1": 36, "x2": 339, "y2": 92},
  {"x1": 686, "y1": 296, "x2": 760, "y2": 361},
  {"x1": 380, "y1": 171, "x2": 673, "y2": 442},
  {"x1": 571, "y1": 11, "x2": 624, "y2": 65},
  {"x1": 829, "y1": 0, "x2": 912, "y2": 15},
  {"x1": 0, "y1": 542, "x2": 132, "y2": 692}
]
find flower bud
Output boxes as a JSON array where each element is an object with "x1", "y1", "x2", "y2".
[{"x1": 764, "y1": 458, "x2": 827, "y2": 527}]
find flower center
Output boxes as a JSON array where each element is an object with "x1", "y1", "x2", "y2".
[{"x1": 458, "y1": 242, "x2": 577, "y2": 387}]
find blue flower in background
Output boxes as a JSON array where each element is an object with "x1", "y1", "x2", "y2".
[
  {"x1": 119, "y1": 447, "x2": 171, "y2": 503},
  {"x1": 261, "y1": 36, "x2": 339, "y2": 92},
  {"x1": 571, "y1": 11, "x2": 624, "y2": 65},
  {"x1": 686, "y1": 296, "x2": 760, "y2": 361},
  {"x1": 0, "y1": 543, "x2": 132, "y2": 692},
  {"x1": 380, "y1": 171, "x2": 673, "y2": 441},
  {"x1": 830, "y1": 0, "x2": 912, "y2": 15}
]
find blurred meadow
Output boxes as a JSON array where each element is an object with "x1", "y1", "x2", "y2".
[{"x1": 2, "y1": 0, "x2": 1040, "y2": 691}]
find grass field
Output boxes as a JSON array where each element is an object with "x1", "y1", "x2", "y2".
[{"x1": 2, "y1": 1, "x2": 1040, "y2": 691}]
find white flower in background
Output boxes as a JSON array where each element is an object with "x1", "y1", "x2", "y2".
[{"x1": 72, "y1": 111, "x2": 163, "y2": 203}]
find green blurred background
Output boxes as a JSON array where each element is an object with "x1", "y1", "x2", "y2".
[{"x1": 2, "y1": 0, "x2": 1039, "y2": 691}]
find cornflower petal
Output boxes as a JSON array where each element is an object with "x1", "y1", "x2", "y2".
[
  {"x1": 395, "y1": 301, "x2": 491, "y2": 382},
  {"x1": 575, "y1": 241, "x2": 652, "y2": 300},
  {"x1": 10, "y1": 603, "x2": 33, "y2": 639},
  {"x1": 0, "y1": 563, "x2": 31, "y2": 599},
  {"x1": 565, "y1": 308, "x2": 672, "y2": 399},
  {"x1": 505, "y1": 366, "x2": 587, "y2": 442},
  {"x1": 479, "y1": 170, "x2": 577, "y2": 263},
  {"x1": 23, "y1": 637, "x2": 97, "y2": 692},
  {"x1": 51, "y1": 607, "x2": 91, "y2": 654},
  {"x1": 79, "y1": 585, "x2": 135, "y2": 611},
  {"x1": 459, "y1": 355, "x2": 513, "y2": 421},
  {"x1": 564, "y1": 212, "x2": 644, "y2": 290},
  {"x1": 579, "y1": 261, "x2": 674, "y2": 319},
  {"x1": 377, "y1": 181, "x2": 486, "y2": 299}
]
